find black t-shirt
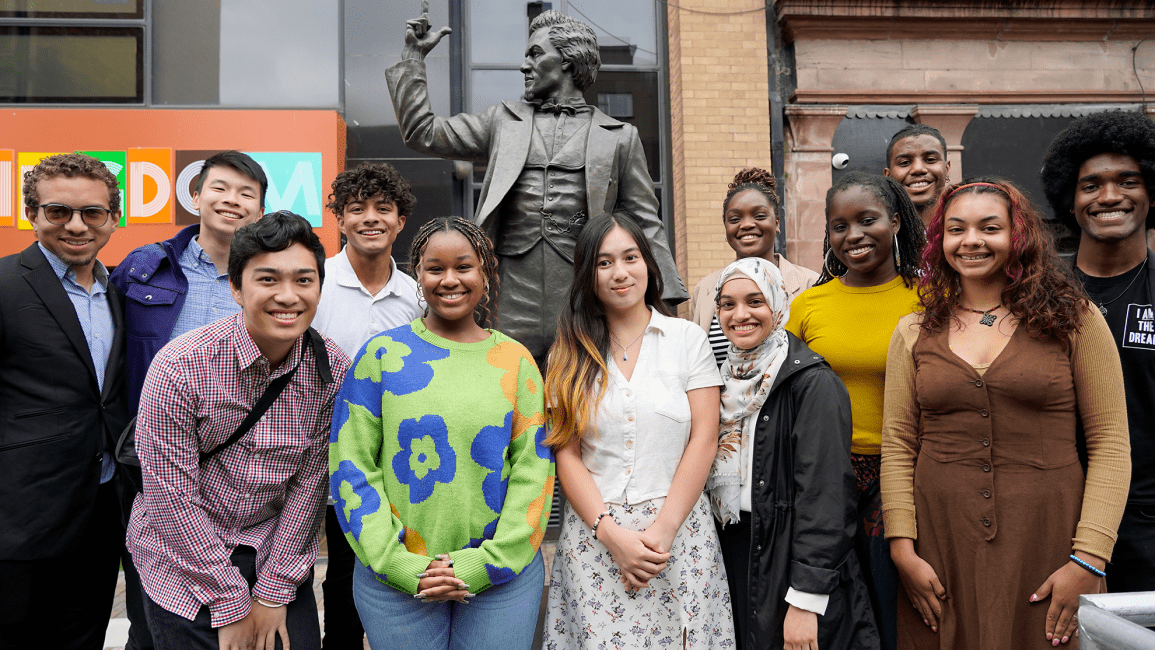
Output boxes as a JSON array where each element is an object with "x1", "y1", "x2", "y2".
[{"x1": 1077, "y1": 259, "x2": 1155, "y2": 505}]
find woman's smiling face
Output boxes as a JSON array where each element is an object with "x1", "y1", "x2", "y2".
[
  {"x1": 942, "y1": 191, "x2": 1013, "y2": 286},
  {"x1": 717, "y1": 277, "x2": 778, "y2": 349},
  {"x1": 827, "y1": 185, "x2": 901, "y2": 287}
]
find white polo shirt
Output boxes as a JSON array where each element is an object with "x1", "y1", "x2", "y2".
[
  {"x1": 580, "y1": 310, "x2": 722, "y2": 506},
  {"x1": 313, "y1": 248, "x2": 423, "y2": 359}
]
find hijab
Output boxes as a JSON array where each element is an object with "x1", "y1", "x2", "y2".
[{"x1": 707, "y1": 257, "x2": 791, "y2": 526}]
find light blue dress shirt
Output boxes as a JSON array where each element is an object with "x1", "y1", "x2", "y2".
[
  {"x1": 38, "y1": 243, "x2": 116, "y2": 483},
  {"x1": 169, "y1": 236, "x2": 241, "y2": 341}
]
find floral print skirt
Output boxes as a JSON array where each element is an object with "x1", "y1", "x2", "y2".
[{"x1": 543, "y1": 493, "x2": 735, "y2": 649}]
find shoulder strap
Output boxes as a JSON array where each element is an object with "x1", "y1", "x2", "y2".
[
  {"x1": 198, "y1": 328, "x2": 331, "y2": 464},
  {"x1": 199, "y1": 364, "x2": 298, "y2": 465}
]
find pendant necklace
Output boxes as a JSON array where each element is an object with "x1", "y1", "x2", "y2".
[
  {"x1": 961, "y1": 304, "x2": 1001, "y2": 327},
  {"x1": 609, "y1": 329, "x2": 646, "y2": 361},
  {"x1": 1090, "y1": 263, "x2": 1146, "y2": 316}
]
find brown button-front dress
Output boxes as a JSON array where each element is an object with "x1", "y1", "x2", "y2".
[{"x1": 880, "y1": 310, "x2": 1131, "y2": 650}]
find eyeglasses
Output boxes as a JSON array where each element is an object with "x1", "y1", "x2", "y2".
[{"x1": 37, "y1": 203, "x2": 114, "y2": 227}]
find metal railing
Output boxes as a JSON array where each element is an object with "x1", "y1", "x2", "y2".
[{"x1": 1078, "y1": 592, "x2": 1155, "y2": 650}]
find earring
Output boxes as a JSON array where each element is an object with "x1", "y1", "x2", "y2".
[
  {"x1": 823, "y1": 248, "x2": 846, "y2": 279},
  {"x1": 893, "y1": 233, "x2": 902, "y2": 269}
]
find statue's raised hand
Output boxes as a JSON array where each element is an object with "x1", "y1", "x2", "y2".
[{"x1": 402, "y1": 14, "x2": 453, "y2": 61}]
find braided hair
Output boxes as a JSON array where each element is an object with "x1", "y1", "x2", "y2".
[
  {"x1": 817, "y1": 172, "x2": 925, "y2": 287},
  {"x1": 723, "y1": 167, "x2": 779, "y2": 214},
  {"x1": 408, "y1": 217, "x2": 500, "y2": 325}
]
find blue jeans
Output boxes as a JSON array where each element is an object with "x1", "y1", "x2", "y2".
[{"x1": 353, "y1": 551, "x2": 544, "y2": 650}]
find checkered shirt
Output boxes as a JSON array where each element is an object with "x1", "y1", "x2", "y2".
[{"x1": 126, "y1": 313, "x2": 351, "y2": 627}]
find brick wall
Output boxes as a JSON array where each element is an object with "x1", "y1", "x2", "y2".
[{"x1": 666, "y1": 0, "x2": 776, "y2": 309}]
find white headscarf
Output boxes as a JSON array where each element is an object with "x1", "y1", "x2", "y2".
[{"x1": 707, "y1": 257, "x2": 791, "y2": 526}]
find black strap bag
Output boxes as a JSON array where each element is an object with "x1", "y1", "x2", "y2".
[{"x1": 114, "y1": 327, "x2": 332, "y2": 497}]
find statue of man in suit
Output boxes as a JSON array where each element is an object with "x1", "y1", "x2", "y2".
[{"x1": 387, "y1": 9, "x2": 688, "y2": 363}]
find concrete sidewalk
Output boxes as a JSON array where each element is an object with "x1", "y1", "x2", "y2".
[{"x1": 104, "y1": 542, "x2": 556, "y2": 650}]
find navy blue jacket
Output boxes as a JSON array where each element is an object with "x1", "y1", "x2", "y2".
[{"x1": 109, "y1": 224, "x2": 199, "y2": 415}]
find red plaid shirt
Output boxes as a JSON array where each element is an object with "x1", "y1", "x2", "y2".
[{"x1": 126, "y1": 314, "x2": 350, "y2": 627}]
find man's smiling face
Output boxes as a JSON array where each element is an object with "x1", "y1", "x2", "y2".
[
  {"x1": 885, "y1": 134, "x2": 950, "y2": 211},
  {"x1": 1073, "y1": 152, "x2": 1151, "y2": 246},
  {"x1": 194, "y1": 164, "x2": 264, "y2": 244}
]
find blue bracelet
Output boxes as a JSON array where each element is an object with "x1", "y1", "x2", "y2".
[{"x1": 1069, "y1": 554, "x2": 1106, "y2": 578}]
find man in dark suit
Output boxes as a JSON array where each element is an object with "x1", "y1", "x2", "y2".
[
  {"x1": 387, "y1": 9, "x2": 688, "y2": 364},
  {"x1": 0, "y1": 153, "x2": 130, "y2": 649}
]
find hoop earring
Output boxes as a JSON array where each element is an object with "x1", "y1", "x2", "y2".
[
  {"x1": 893, "y1": 233, "x2": 902, "y2": 269},
  {"x1": 823, "y1": 248, "x2": 845, "y2": 279}
]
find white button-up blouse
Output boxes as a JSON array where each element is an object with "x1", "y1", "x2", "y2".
[{"x1": 580, "y1": 310, "x2": 722, "y2": 505}]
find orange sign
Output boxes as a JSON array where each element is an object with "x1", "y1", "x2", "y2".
[
  {"x1": 126, "y1": 148, "x2": 173, "y2": 224},
  {"x1": 0, "y1": 109, "x2": 346, "y2": 264}
]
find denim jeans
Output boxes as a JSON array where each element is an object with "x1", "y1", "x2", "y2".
[{"x1": 353, "y1": 551, "x2": 544, "y2": 650}]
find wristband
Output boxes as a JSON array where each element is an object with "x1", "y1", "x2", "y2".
[
  {"x1": 253, "y1": 596, "x2": 286, "y2": 608},
  {"x1": 592, "y1": 510, "x2": 612, "y2": 540},
  {"x1": 1069, "y1": 554, "x2": 1106, "y2": 578}
]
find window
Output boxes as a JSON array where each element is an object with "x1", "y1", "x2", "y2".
[{"x1": 0, "y1": 25, "x2": 142, "y2": 102}]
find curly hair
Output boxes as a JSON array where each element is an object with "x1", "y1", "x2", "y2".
[
  {"x1": 23, "y1": 153, "x2": 121, "y2": 213},
  {"x1": 919, "y1": 177, "x2": 1087, "y2": 342},
  {"x1": 817, "y1": 172, "x2": 925, "y2": 287},
  {"x1": 529, "y1": 10, "x2": 600, "y2": 92},
  {"x1": 1040, "y1": 110, "x2": 1155, "y2": 234},
  {"x1": 408, "y1": 217, "x2": 499, "y2": 325},
  {"x1": 885, "y1": 124, "x2": 947, "y2": 165},
  {"x1": 723, "y1": 167, "x2": 779, "y2": 214},
  {"x1": 326, "y1": 162, "x2": 416, "y2": 218}
]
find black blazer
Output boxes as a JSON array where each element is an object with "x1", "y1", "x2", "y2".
[{"x1": 0, "y1": 244, "x2": 129, "y2": 560}]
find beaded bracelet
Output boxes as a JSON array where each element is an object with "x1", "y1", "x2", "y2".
[
  {"x1": 592, "y1": 510, "x2": 612, "y2": 540},
  {"x1": 1069, "y1": 554, "x2": 1106, "y2": 578}
]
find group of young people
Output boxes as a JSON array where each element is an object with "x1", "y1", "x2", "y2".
[{"x1": 2, "y1": 107, "x2": 1152, "y2": 650}]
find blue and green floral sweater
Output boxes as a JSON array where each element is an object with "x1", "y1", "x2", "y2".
[{"x1": 330, "y1": 320, "x2": 555, "y2": 594}]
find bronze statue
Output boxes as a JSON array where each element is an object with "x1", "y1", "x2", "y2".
[{"x1": 386, "y1": 9, "x2": 688, "y2": 362}]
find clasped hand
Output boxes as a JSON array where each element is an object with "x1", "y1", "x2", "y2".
[
  {"x1": 597, "y1": 519, "x2": 673, "y2": 591},
  {"x1": 416, "y1": 554, "x2": 473, "y2": 603}
]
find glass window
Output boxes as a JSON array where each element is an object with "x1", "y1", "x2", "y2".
[
  {"x1": 565, "y1": 0, "x2": 657, "y2": 67},
  {"x1": 0, "y1": 26, "x2": 142, "y2": 103},
  {"x1": 152, "y1": 0, "x2": 339, "y2": 108},
  {"x1": 469, "y1": 0, "x2": 533, "y2": 66},
  {"x1": 583, "y1": 70, "x2": 661, "y2": 181},
  {"x1": 0, "y1": 0, "x2": 142, "y2": 19}
]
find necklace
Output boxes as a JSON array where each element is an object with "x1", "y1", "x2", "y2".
[
  {"x1": 961, "y1": 304, "x2": 1001, "y2": 327},
  {"x1": 1088, "y1": 263, "x2": 1147, "y2": 316},
  {"x1": 608, "y1": 329, "x2": 646, "y2": 361}
]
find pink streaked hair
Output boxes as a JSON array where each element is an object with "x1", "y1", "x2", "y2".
[{"x1": 918, "y1": 177, "x2": 1088, "y2": 341}]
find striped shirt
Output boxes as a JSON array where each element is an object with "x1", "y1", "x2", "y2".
[
  {"x1": 708, "y1": 313, "x2": 730, "y2": 367},
  {"x1": 169, "y1": 236, "x2": 239, "y2": 341},
  {"x1": 38, "y1": 243, "x2": 116, "y2": 483},
  {"x1": 126, "y1": 314, "x2": 350, "y2": 627}
]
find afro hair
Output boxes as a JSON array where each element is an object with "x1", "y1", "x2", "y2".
[{"x1": 1041, "y1": 110, "x2": 1155, "y2": 235}]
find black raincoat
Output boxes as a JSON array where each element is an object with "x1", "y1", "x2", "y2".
[{"x1": 722, "y1": 333, "x2": 879, "y2": 650}]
